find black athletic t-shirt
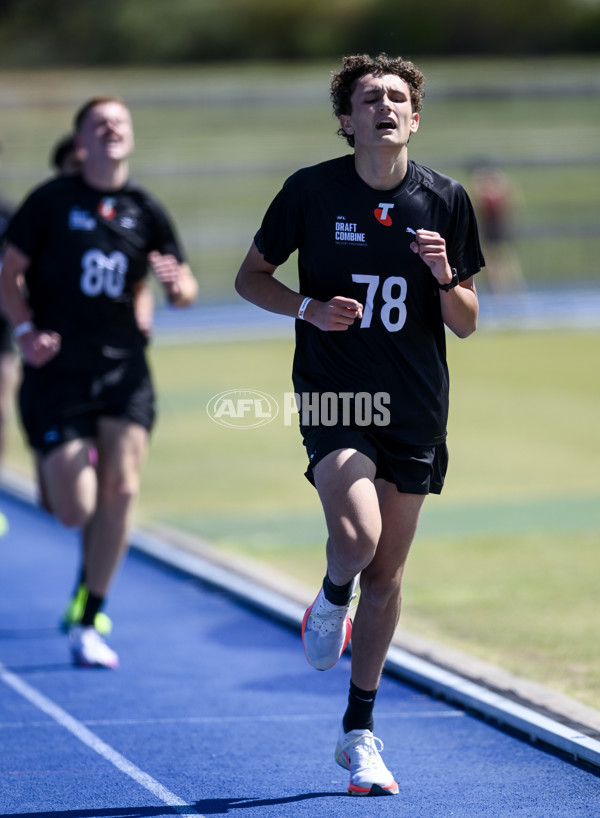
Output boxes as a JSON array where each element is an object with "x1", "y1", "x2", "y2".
[
  {"x1": 0, "y1": 195, "x2": 12, "y2": 243},
  {"x1": 7, "y1": 174, "x2": 185, "y2": 374},
  {"x1": 0, "y1": 195, "x2": 15, "y2": 352},
  {"x1": 255, "y1": 156, "x2": 484, "y2": 445}
]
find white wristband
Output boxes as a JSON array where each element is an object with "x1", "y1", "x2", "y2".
[
  {"x1": 297, "y1": 296, "x2": 312, "y2": 320},
  {"x1": 13, "y1": 321, "x2": 35, "y2": 339}
]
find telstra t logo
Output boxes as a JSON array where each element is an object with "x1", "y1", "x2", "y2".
[{"x1": 374, "y1": 202, "x2": 394, "y2": 226}]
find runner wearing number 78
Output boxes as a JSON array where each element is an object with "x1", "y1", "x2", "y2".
[
  {"x1": 236, "y1": 54, "x2": 483, "y2": 796},
  {"x1": 0, "y1": 96, "x2": 197, "y2": 669}
]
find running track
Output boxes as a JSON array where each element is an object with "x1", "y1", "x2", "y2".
[{"x1": 1, "y1": 488, "x2": 600, "y2": 817}]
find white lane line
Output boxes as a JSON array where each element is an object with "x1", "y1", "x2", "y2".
[{"x1": 0, "y1": 662, "x2": 203, "y2": 818}]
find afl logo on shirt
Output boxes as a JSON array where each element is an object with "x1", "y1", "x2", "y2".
[
  {"x1": 374, "y1": 202, "x2": 394, "y2": 226},
  {"x1": 98, "y1": 197, "x2": 117, "y2": 220},
  {"x1": 68, "y1": 207, "x2": 96, "y2": 231}
]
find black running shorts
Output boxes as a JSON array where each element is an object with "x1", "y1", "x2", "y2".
[
  {"x1": 19, "y1": 355, "x2": 156, "y2": 455},
  {"x1": 301, "y1": 424, "x2": 449, "y2": 496}
]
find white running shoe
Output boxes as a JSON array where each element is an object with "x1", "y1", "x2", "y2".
[
  {"x1": 301, "y1": 586, "x2": 354, "y2": 671},
  {"x1": 69, "y1": 626, "x2": 119, "y2": 669},
  {"x1": 335, "y1": 726, "x2": 399, "y2": 796}
]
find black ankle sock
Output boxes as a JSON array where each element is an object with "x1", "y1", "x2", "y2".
[
  {"x1": 322, "y1": 573, "x2": 354, "y2": 606},
  {"x1": 80, "y1": 592, "x2": 104, "y2": 627},
  {"x1": 343, "y1": 681, "x2": 378, "y2": 733}
]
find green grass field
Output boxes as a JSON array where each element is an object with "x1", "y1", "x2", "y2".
[
  {"x1": 5, "y1": 329, "x2": 599, "y2": 707},
  {"x1": 147, "y1": 329, "x2": 600, "y2": 708}
]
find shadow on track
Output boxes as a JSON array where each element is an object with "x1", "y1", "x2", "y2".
[{"x1": 6, "y1": 792, "x2": 350, "y2": 818}]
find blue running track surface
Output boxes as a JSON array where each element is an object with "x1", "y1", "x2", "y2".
[{"x1": 1, "y1": 489, "x2": 600, "y2": 817}]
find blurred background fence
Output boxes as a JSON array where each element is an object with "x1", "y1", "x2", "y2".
[
  {"x1": 1, "y1": 59, "x2": 598, "y2": 302},
  {"x1": 1, "y1": 0, "x2": 599, "y2": 299}
]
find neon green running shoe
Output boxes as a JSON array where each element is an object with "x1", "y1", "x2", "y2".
[{"x1": 60, "y1": 584, "x2": 113, "y2": 635}]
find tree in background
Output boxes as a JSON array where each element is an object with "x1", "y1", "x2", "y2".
[{"x1": 0, "y1": 0, "x2": 598, "y2": 66}]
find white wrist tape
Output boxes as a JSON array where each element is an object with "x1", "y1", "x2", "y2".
[
  {"x1": 13, "y1": 321, "x2": 35, "y2": 339},
  {"x1": 297, "y1": 296, "x2": 312, "y2": 320}
]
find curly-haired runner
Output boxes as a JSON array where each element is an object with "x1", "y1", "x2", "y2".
[{"x1": 236, "y1": 54, "x2": 483, "y2": 796}]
